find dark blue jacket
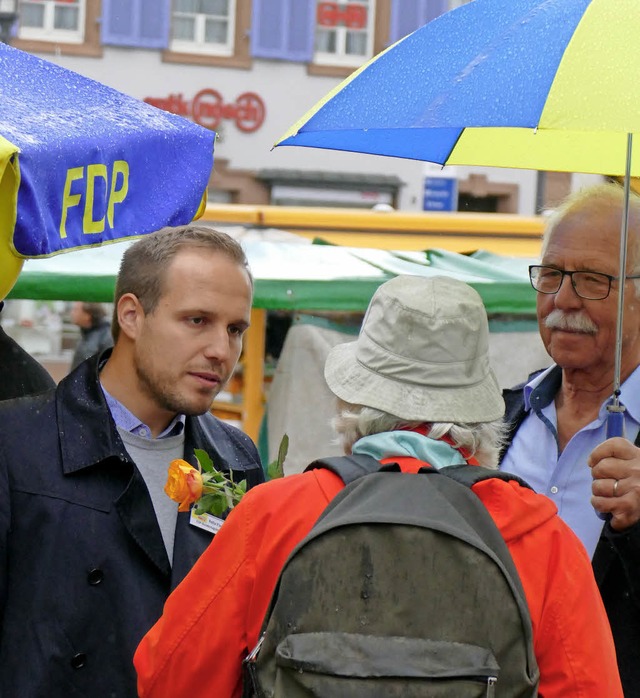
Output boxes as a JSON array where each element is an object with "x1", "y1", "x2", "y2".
[
  {"x1": 501, "y1": 368, "x2": 640, "y2": 697},
  {"x1": 0, "y1": 354, "x2": 263, "y2": 697}
]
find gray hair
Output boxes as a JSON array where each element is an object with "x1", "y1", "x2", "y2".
[
  {"x1": 332, "y1": 404, "x2": 507, "y2": 470},
  {"x1": 542, "y1": 182, "x2": 640, "y2": 297}
]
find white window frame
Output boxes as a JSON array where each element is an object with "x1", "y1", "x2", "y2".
[
  {"x1": 18, "y1": 0, "x2": 85, "y2": 44},
  {"x1": 170, "y1": 0, "x2": 236, "y2": 56},
  {"x1": 314, "y1": 0, "x2": 374, "y2": 68}
]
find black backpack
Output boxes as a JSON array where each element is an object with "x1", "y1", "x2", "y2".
[{"x1": 243, "y1": 455, "x2": 540, "y2": 698}]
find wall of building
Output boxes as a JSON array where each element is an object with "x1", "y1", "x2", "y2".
[{"x1": 35, "y1": 47, "x2": 426, "y2": 209}]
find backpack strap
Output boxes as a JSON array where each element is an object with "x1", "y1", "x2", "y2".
[
  {"x1": 440, "y1": 463, "x2": 533, "y2": 491},
  {"x1": 305, "y1": 454, "x2": 399, "y2": 486}
]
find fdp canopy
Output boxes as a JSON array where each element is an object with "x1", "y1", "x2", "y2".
[{"x1": 0, "y1": 43, "x2": 214, "y2": 296}]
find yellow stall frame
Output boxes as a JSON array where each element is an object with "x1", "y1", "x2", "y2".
[{"x1": 200, "y1": 203, "x2": 545, "y2": 257}]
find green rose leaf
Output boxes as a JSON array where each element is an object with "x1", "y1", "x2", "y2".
[{"x1": 194, "y1": 448, "x2": 215, "y2": 473}]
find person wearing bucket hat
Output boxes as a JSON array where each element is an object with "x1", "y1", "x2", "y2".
[
  {"x1": 323, "y1": 274, "x2": 504, "y2": 424},
  {"x1": 135, "y1": 275, "x2": 621, "y2": 698}
]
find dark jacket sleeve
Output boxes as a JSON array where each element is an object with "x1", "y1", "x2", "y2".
[
  {"x1": 592, "y1": 425, "x2": 640, "y2": 606},
  {"x1": 0, "y1": 327, "x2": 56, "y2": 400}
]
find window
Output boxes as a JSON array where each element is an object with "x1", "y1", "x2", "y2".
[
  {"x1": 12, "y1": 0, "x2": 100, "y2": 55},
  {"x1": 170, "y1": 0, "x2": 236, "y2": 56},
  {"x1": 163, "y1": 0, "x2": 250, "y2": 68},
  {"x1": 18, "y1": 0, "x2": 85, "y2": 43},
  {"x1": 314, "y1": 0, "x2": 374, "y2": 68}
]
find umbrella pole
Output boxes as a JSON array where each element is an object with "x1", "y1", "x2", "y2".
[{"x1": 606, "y1": 132, "x2": 633, "y2": 438}]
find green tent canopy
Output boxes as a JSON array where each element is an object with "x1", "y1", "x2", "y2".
[{"x1": 7, "y1": 239, "x2": 537, "y2": 316}]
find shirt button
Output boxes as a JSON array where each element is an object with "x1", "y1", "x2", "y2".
[
  {"x1": 87, "y1": 568, "x2": 104, "y2": 585},
  {"x1": 70, "y1": 653, "x2": 87, "y2": 669},
  {"x1": 550, "y1": 486, "x2": 559, "y2": 494}
]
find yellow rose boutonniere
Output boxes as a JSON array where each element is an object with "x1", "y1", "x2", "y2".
[
  {"x1": 164, "y1": 449, "x2": 248, "y2": 517},
  {"x1": 164, "y1": 436, "x2": 289, "y2": 517},
  {"x1": 165, "y1": 459, "x2": 204, "y2": 512}
]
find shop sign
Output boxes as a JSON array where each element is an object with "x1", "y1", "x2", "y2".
[
  {"x1": 423, "y1": 177, "x2": 458, "y2": 212},
  {"x1": 317, "y1": 2, "x2": 367, "y2": 28},
  {"x1": 144, "y1": 89, "x2": 265, "y2": 133}
]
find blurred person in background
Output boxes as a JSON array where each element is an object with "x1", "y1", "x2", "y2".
[{"x1": 70, "y1": 301, "x2": 113, "y2": 370}]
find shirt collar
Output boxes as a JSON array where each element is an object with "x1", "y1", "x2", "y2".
[
  {"x1": 524, "y1": 363, "x2": 640, "y2": 425},
  {"x1": 523, "y1": 365, "x2": 561, "y2": 411},
  {"x1": 100, "y1": 384, "x2": 186, "y2": 439}
]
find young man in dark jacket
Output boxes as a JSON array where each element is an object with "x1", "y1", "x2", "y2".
[{"x1": 0, "y1": 225, "x2": 264, "y2": 697}]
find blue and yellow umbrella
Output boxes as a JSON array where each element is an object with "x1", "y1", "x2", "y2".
[
  {"x1": 277, "y1": 0, "x2": 640, "y2": 175},
  {"x1": 0, "y1": 43, "x2": 215, "y2": 298},
  {"x1": 277, "y1": 0, "x2": 640, "y2": 435}
]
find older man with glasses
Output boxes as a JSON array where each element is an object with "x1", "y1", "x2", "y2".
[{"x1": 499, "y1": 182, "x2": 640, "y2": 696}]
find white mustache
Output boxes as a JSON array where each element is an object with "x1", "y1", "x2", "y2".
[{"x1": 544, "y1": 309, "x2": 598, "y2": 334}]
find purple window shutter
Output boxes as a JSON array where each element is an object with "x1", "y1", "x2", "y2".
[
  {"x1": 251, "y1": 0, "x2": 314, "y2": 62},
  {"x1": 389, "y1": 0, "x2": 447, "y2": 44},
  {"x1": 138, "y1": 0, "x2": 170, "y2": 48},
  {"x1": 101, "y1": 0, "x2": 169, "y2": 48},
  {"x1": 101, "y1": 0, "x2": 136, "y2": 45},
  {"x1": 285, "y1": 0, "x2": 315, "y2": 60}
]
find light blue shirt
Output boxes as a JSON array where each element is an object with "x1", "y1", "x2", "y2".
[
  {"x1": 501, "y1": 364, "x2": 640, "y2": 558},
  {"x1": 101, "y1": 385, "x2": 186, "y2": 439}
]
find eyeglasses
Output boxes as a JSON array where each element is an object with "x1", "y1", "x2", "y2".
[{"x1": 528, "y1": 265, "x2": 640, "y2": 300}]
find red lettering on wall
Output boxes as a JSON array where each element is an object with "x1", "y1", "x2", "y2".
[
  {"x1": 144, "y1": 90, "x2": 266, "y2": 133},
  {"x1": 317, "y1": 2, "x2": 367, "y2": 29}
]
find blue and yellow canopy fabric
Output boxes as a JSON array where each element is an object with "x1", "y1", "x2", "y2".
[
  {"x1": 0, "y1": 43, "x2": 214, "y2": 298},
  {"x1": 276, "y1": 0, "x2": 640, "y2": 176}
]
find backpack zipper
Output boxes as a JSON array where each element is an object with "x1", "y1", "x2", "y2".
[
  {"x1": 246, "y1": 633, "x2": 265, "y2": 664},
  {"x1": 486, "y1": 676, "x2": 497, "y2": 697}
]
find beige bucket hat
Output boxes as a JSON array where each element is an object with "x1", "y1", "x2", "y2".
[{"x1": 324, "y1": 275, "x2": 504, "y2": 423}]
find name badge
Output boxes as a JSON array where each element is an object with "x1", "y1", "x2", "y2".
[{"x1": 190, "y1": 508, "x2": 224, "y2": 535}]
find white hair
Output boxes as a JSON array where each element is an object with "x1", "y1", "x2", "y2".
[
  {"x1": 542, "y1": 182, "x2": 640, "y2": 298},
  {"x1": 331, "y1": 405, "x2": 507, "y2": 470}
]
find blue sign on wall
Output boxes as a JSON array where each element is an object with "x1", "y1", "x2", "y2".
[{"x1": 423, "y1": 177, "x2": 458, "y2": 212}]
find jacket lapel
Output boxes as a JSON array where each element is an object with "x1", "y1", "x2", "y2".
[
  {"x1": 115, "y1": 468, "x2": 171, "y2": 578},
  {"x1": 56, "y1": 354, "x2": 172, "y2": 579},
  {"x1": 170, "y1": 511, "x2": 213, "y2": 589}
]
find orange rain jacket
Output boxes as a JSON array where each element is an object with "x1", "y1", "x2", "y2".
[{"x1": 135, "y1": 459, "x2": 623, "y2": 698}]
